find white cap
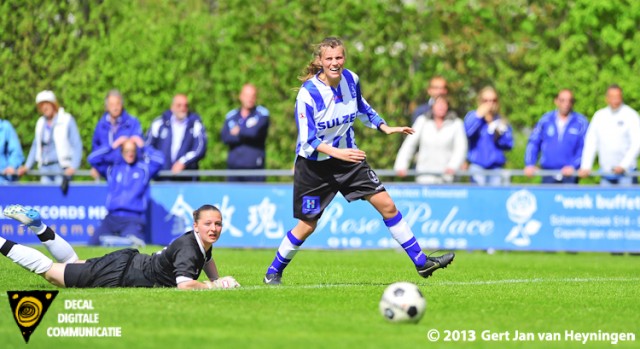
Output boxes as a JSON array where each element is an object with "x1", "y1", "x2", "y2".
[{"x1": 35, "y1": 90, "x2": 57, "y2": 105}]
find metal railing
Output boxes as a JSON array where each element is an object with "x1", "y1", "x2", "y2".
[{"x1": 19, "y1": 168, "x2": 640, "y2": 182}]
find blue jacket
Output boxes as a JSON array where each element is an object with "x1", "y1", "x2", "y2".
[
  {"x1": 0, "y1": 120, "x2": 23, "y2": 182},
  {"x1": 464, "y1": 111, "x2": 514, "y2": 168},
  {"x1": 91, "y1": 110, "x2": 143, "y2": 152},
  {"x1": 88, "y1": 145, "x2": 164, "y2": 216},
  {"x1": 146, "y1": 111, "x2": 207, "y2": 170},
  {"x1": 221, "y1": 106, "x2": 270, "y2": 169},
  {"x1": 525, "y1": 110, "x2": 589, "y2": 169}
]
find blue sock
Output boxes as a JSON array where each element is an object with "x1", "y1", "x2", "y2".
[
  {"x1": 384, "y1": 211, "x2": 427, "y2": 267},
  {"x1": 266, "y1": 230, "x2": 304, "y2": 274}
]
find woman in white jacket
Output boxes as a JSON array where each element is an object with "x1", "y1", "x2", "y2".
[{"x1": 394, "y1": 96, "x2": 468, "y2": 184}]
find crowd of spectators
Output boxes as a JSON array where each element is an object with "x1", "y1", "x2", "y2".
[{"x1": 2, "y1": 81, "x2": 639, "y2": 189}]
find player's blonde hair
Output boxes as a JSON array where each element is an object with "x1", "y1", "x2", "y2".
[{"x1": 298, "y1": 37, "x2": 346, "y2": 82}]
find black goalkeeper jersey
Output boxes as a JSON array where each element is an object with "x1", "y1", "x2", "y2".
[{"x1": 126, "y1": 231, "x2": 212, "y2": 287}]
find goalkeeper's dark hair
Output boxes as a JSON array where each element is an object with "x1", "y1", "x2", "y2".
[
  {"x1": 193, "y1": 204, "x2": 220, "y2": 222},
  {"x1": 298, "y1": 37, "x2": 346, "y2": 82}
]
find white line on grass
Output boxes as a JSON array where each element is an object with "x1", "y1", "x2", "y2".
[
  {"x1": 232, "y1": 277, "x2": 640, "y2": 291},
  {"x1": 436, "y1": 277, "x2": 640, "y2": 286},
  {"x1": 1, "y1": 277, "x2": 638, "y2": 294}
]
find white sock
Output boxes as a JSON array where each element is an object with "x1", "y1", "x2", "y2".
[
  {"x1": 387, "y1": 219, "x2": 414, "y2": 244},
  {"x1": 277, "y1": 234, "x2": 302, "y2": 260},
  {"x1": 6, "y1": 243, "x2": 53, "y2": 274},
  {"x1": 42, "y1": 239, "x2": 78, "y2": 263},
  {"x1": 38, "y1": 225, "x2": 79, "y2": 263}
]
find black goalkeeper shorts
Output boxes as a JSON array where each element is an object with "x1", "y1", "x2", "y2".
[{"x1": 64, "y1": 248, "x2": 140, "y2": 288}]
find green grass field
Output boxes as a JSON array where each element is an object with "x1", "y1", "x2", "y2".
[{"x1": 1, "y1": 247, "x2": 639, "y2": 349}]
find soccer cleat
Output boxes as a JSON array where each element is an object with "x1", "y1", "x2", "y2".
[
  {"x1": 263, "y1": 273, "x2": 283, "y2": 285},
  {"x1": 3, "y1": 205, "x2": 42, "y2": 228},
  {"x1": 417, "y1": 252, "x2": 455, "y2": 278},
  {"x1": 127, "y1": 235, "x2": 146, "y2": 249}
]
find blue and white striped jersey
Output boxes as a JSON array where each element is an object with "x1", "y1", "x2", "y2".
[{"x1": 295, "y1": 69, "x2": 386, "y2": 161}]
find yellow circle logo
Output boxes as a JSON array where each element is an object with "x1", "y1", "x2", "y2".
[{"x1": 15, "y1": 296, "x2": 43, "y2": 328}]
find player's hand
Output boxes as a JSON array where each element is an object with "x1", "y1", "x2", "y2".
[
  {"x1": 130, "y1": 135, "x2": 145, "y2": 148},
  {"x1": 4, "y1": 166, "x2": 15, "y2": 175},
  {"x1": 444, "y1": 167, "x2": 456, "y2": 175},
  {"x1": 577, "y1": 169, "x2": 590, "y2": 178},
  {"x1": 171, "y1": 162, "x2": 185, "y2": 173},
  {"x1": 90, "y1": 167, "x2": 101, "y2": 180},
  {"x1": 524, "y1": 166, "x2": 538, "y2": 178},
  {"x1": 396, "y1": 169, "x2": 407, "y2": 178},
  {"x1": 612, "y1": 166, "x2": 625, "y2": 175},
  {"x1": 230, "y1": 126, "x2": 240, "y2": 136},
  {"x1": 476, "y1": 103, "x2": 492, "y2": 118},
  {"x1": 17, "y1": 165, "x2": 28, "y2": 176},
  {"x1": 561, "y1": 166, "x2": 575, "y2": 176},
  {"x1": 333, "y1": 148, "x2": 366, "y2": 163},
  {"x1": 64, "y1": 167, "x2": 75, "y2": 176},
  {"x1": 212, "y1": 276, "x2": 241, "y2": 288},
  {"x1": 111, "y1": 136, "x2": 129, "y2": 149},
  {"x1": 380, "y1": 124, "x2": 414, "y2": 135}
]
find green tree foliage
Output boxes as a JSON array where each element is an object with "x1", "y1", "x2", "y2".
[{"x1": 1, "y1": 0, "x2": 639, "y2": 175}]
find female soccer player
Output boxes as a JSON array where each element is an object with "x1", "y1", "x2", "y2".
[
  {"x1": 263, "y1": 37, "x2": 454, "y2": 285},
  {"x1": 1, "y1": 204, "x2": 239, "y2": 289}
]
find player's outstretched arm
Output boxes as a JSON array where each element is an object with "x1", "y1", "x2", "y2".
[
  {"x1": 176, "y1": 278, "x2": 241, "y2": 290},
  {"x1": 316, "y1": 143, "x2": 366, "y2": 163},
  {"x1": 177, "y1": 280, "x2": 214, "y2": 290},
  {"x1": 203, "y1": 259, "x2": 220, "y2": 281},
  {"x1": 211, "y1": 276, "x2": 241, "y2": 288},
  {"x1": 379, "y1": 124, "x2": 414, "y2": 135}
]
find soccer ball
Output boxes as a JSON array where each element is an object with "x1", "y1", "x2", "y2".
[{"x1": 379, "y1": 282, "x2": 426, "y2": 323}]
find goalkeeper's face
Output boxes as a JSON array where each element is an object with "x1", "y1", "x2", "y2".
[{"x1": 193, "y1": 209, "x2": 223, "y2": 248}]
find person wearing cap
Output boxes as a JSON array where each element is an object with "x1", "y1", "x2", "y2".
[
  {"x1": 0, "y1": 119, "x2": 24, "y2": 184},
  {"x1": 17, "y1": 91, "x2": 83, "y2": 184},
  {"x1": 90, "y1": 89, "x2": 143, "y2": 180}
]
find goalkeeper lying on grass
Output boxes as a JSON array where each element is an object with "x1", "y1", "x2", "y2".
[{"x1": 0, "y1": 204, "x2": 240, "y2": 289}]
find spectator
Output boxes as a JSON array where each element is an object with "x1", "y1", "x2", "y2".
[
  {"x1": 394, "y1": 96, "x2": 467, "y2": 184},
  {"x1": 146, "y1": 94, "x2": 207, "y2": 181},
  {"x1": 411, "y1": 76, "x2": 448, "y2": 125},
  {"x1": 87, "y1": 136, "x2": 164, "y2": 247},
  {"x1": 579, "y1": 84, "x2": 640, "y2": 185},
  {"x1": 525, "y1": 89, "x2": 589, "y2": 184},
  {"x1": 90, "y1": 89, "x2": 143, "y2": 179},
  {"x1": 0, "y1": 119, "x2": 24, "y2": 184},
  {"x1": 463, "y1": 86, "x2": 513, "y2": 185},
  {"x1": 18, "y1": 90, "x2": 82, "y2": 185},
  {"x1": 221, "y1": 83, "x2": 270, "y2": 182}
]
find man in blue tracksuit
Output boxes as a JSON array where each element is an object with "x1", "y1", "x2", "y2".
[
  {"x1": 87, "y1": 136, "x2": 164, "y2": 247},
  {"x1": 525, "y1": 89, "x2": 588, "y2": 184},
  {"x1": 464, "y1": 87, "x2": 514, "y2": 185},
  {"x1": 90, "y1": 89, "x2": 143, "y2": 180},
  {"x1": 146, "y1": 94, "x2": 207, "y2": 181},
  {"x1": 0, "y1": 119, "x2": 23, "y2": 184},
  {"x1": 221, "y1": 84, "x2": 270, "y2": 182}
]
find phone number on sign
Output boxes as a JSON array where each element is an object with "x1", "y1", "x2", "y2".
[{"x1": 426, "y1": 329, "x2": 636, "y2": 345}]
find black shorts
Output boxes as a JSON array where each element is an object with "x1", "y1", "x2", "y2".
[
  {"x1": 64, "y1": 249, "x2": 140, "y2": 288},
  {"x1": 293, "y1": 156, "x2": 386, "y2": 220}
]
